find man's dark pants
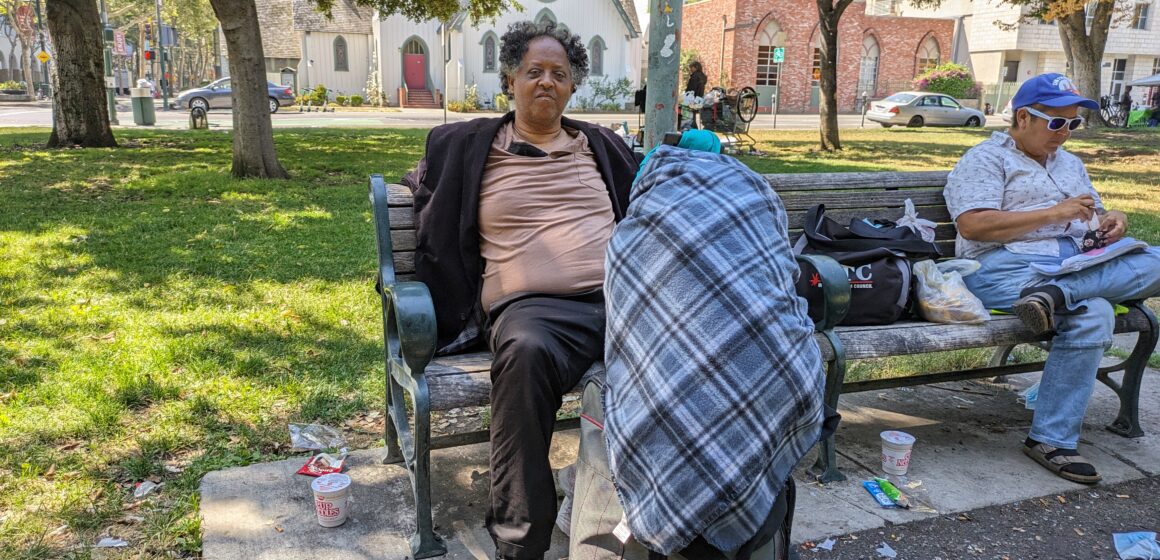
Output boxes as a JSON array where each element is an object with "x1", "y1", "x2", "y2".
[{"x1": 486, "y1": 294, "x2": 606, "y2": 559}]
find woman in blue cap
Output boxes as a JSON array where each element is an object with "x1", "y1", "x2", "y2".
[{"x1": 943, "y1": 73, "x2": 1160, "y2": 484}]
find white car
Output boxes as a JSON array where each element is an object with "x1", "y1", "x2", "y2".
[
  {"x1": 1000, "y1": 99, "x2": 1013, "y2": 124},
  {"x1": 866, "y1": 91, "x2": 987, "y2": 128}
]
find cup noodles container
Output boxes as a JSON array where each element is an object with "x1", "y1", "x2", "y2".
[
  {"x1": 311, "y1": 473, "x2": 352, "y2": 527},
  {"x1": 880, "y1": 430, "x2": 916, "y2": 476}
]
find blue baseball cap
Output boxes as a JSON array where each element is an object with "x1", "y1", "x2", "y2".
[{"x1": 1012, "y1": 73, "x2": 1099, "y2": 111}]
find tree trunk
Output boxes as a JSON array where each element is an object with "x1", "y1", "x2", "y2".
[
  {"x1": 817, "y1": 0, "x2": 853, "y2": 151},
  {"x1": 19, "y1": 42, "x2": 34, "y2": 96},
  {"x1": 207, "y1": 0, "x2": 289, "y2": 179},
  {"x1": 1057, "y1": 1, "x2": 1113, "y2": 127},
  {"x1": 45, "y1": 0, "x2": 116, "y2": 148}
]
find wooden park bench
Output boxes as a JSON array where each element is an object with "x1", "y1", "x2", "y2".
[{"x1": 369, "y1": 170, "x2": 1157, "y2": 559}]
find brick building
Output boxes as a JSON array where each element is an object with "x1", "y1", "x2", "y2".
[{"x1": 682, "y1": 0, "x2": 955, "y2": 113}]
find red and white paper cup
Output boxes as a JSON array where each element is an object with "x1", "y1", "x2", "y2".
[
  {"x1": 310, "y1": 473, "x2": 352, "y2": 527},
  {"x1": 880, "y1": 430, "x2": 916, "y2": 475}
]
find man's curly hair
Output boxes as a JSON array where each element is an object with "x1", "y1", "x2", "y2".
[{"x1": 499, "y1": 20, "x2": 589, "y2": 98}]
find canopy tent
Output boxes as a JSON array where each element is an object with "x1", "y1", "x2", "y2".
[{"x1": 1128, "y1": 73, "x2": 1160, "y2": 87}]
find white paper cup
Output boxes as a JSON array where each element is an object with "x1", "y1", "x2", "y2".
[
  {"x1": 311, "y1": 473, "x2": 352, "y2": 527},
  {"x1": 880, "y1": 430, "x2": 916, "y2": 475}
]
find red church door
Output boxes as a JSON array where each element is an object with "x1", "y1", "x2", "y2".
[{"x1": 403, "y1": 39, "x2": 426, "y2": 89}]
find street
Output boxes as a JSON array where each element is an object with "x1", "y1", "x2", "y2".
[{"x1": 0, "y1": 100, "x2": 986, "y2": 131}]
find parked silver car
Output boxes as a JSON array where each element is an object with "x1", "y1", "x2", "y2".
[
  {"x1": 866, "y1": 92, "x2": 986, "y2": 128},
  {"x1": 175, "y1": 78, "x2": 295, "y2": 114}
]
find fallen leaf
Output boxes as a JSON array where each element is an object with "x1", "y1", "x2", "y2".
[
  {"x1": 1074, "y1": 528, "x2": 1085, "y2": 536},
  {"x1": 274, "y1": 525, "x2": 284, "y2": 533},
  {"x1": 957, "y1": 513, "x2": 973, "y2": 521},
  {"x1": 59, "y1": 441, "x2": 82, "y2": 452},
  {"x1": 43, "y1": 465, "x2": 56, "y2": 480},
  {"x1": 1116, "y1": 494, "x2": 1130, "y2": 499},
  {"x1": 1012, "y1": 527, "x2": 1026, "y2": 533},
  {"x1": 1056, "y1": 495, "x2": 1067, "y2": 504}
]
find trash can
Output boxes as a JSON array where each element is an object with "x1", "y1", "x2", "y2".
[{"x1": 131, "y1": 87, "x2": 156, "y2": 126}]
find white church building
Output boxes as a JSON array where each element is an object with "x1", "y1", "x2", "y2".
[{"x1": 372, "y1": 1, "x2": 643, "y2": 108}]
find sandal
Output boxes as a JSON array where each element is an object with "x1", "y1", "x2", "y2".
[
  {"x1": 1012, "y1": 292, "x2": 1056, "y2": 335},
  {"x1": 1023, "y1": 442, "x2": 1102, "y2": 484}
]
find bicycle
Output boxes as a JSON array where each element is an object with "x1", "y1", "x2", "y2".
[{"x1": 1099, "y1": 95, "x2": 1128, "y2": 127}]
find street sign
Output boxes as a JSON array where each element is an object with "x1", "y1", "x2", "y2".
[
  {"x1": 773, "y1": 47, "x2": 785, "y2": 64},
  {"x1": 36, "y1": 50, "x2": 50, "y2": 64}
]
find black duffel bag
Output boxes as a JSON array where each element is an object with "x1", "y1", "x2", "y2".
[{"x1": 793, "y1": 204, "x2": 941, "y2": 326}]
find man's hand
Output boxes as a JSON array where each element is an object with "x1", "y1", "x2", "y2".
[
  {"x1": 1098, "y1": 210, "x2": 1129, "y2": 243},
  {"x1": 1054, "y1": 195, "x2": 1097, "y2": 224}
]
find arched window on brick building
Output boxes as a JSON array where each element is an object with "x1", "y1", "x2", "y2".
[
  {"x1": 754, "y1": 18, "x2": 785, "y2": 109},
  {"x1": 916, "y1": 35, "x2": 940, "y2": 75},
  {"x1": 859, "y1": 34, "x2": 880, "y2": 98}
]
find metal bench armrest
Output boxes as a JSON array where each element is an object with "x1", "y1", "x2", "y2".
[
  {"x1": 795, "y1": 254, "x2": 851, "y2": 332},
  {"x1": 380, "y1": 281, "x2": 437, "y2": 377}
]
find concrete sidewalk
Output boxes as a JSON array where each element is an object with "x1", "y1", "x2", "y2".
[{"x1": 200, "y1": 361, "x2": 1159, "y2": 560}]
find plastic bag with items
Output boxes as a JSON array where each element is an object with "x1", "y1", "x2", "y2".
[
  {"x1": 913, "y1": 259, "x2": 989, "y2": 324},
  {"x1": 896, "y1": 199, "x2": 937, "y2": 243}
]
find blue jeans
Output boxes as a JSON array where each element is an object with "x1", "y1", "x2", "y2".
[{"x1": 965, "y1": 239, "x2": 1160, "y2": 449}]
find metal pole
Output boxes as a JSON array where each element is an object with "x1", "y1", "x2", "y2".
[
  {"x1": 155, "y1": 0, "x2": 169, "y2": 110},
  {"x1": 442, "y1": 22, "x2": 449, "y2": 124},
  {"x1": 644, "y1": 0, "x2": 682, "y2": 151},
  {"x1": 719, "y1": 15, "x2": 726, "y2": 86},
  {"x1": 860, "y1": 92, "x2": 867, "y2": 128},
  {"x1": 32, "y1": 0, "x2": 50, "y2": 121},
  {"x1": 100, "y1": 0, "x2": 118, "y2": 124}
]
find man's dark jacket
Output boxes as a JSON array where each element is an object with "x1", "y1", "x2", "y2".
[{"x1": 401, "y1": 112, "x2": 640, "y2": 350}]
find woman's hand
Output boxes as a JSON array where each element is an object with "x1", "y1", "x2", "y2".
[
  {"x1": 1053, "y1": 194, "x2": 1097, "y2": 224},
  {"x1": 1098, "y1": 210, "x2": 1128, "y2": 243}
]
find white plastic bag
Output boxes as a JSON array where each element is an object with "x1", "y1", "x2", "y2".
[
  {"x1": 897, "y1": 199, "x2": 937, "y2": 243},
  {"x1": 913, "y1": 260, "x2": 989, "y2": 324}
]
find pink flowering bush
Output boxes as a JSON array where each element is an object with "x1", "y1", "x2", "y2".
[{"x1": 912, "y1": 63, "x2": 982, "y2": 100}]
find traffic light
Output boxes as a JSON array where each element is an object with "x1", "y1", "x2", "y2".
[
  {"x1": 144, "y1": 49, "x2": 155, "y2": 61},
  {"x1": 144, "y1": 23, "x2": 152, "y2": 41}
]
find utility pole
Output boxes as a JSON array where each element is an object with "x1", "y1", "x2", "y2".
[
  {"x1": 32, "y1": 0, "x2": 51, "y2": 124},
  {"x1": 644, "y1": 0, "x2": 682, "y2": 151},
  {"x1": 155, "y1": 0, "x2": 169, "y2": 110},
  {"x1": 100, "y1": 0, "x2": 119, "y2": 124}
]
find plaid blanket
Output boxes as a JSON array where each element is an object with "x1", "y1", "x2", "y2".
[{"x1": 603, "y1": 145, "x2": 826, "y2": 554}]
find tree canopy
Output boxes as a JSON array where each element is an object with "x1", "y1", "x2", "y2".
[{"x1": 319, "y1": 0, "x2": 522, "y2": 22}]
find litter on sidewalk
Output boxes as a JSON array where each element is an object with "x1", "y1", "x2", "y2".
[{"x1": 1113, "y1": 531, "x2": 1160, "y2": 560}]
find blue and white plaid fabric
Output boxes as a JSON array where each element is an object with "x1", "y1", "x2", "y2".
[{"x1": 603, "y1": 145, "x2": 826, "y2": 555}]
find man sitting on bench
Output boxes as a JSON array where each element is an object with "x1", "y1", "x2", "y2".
[
  {"x1": 401, "y1": 20, "x2": 638, "y2": 560},
  {"x1": 945, "y1": 73, "x2": 1160, "y2": 484}
]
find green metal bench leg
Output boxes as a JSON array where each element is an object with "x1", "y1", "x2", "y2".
[
  {"x1": 384, "y1": 369, "x2": 446, "y2": 558},
  {"x1": 1100, "y1": 302, "x2": 1157, "y2": 438},
  {"x1": 382, "y1": 373, "x2": 405, "y2": 465},
  {"x1": 813, "y1": 330, "x2": 847, "y2": 483}
]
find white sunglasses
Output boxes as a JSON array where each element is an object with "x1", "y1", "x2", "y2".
[{"x1": 1022, "y1": 106, "x2": 1084, "y2": 131}]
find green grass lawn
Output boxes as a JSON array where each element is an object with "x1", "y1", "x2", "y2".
[{"x1": 1, "y1": 125, "x2": 1158, "y2": 559}]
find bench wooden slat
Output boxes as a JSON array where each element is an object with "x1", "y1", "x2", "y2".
[
  {"x1": 418, "y1": 311, "x2": 1152, "y2": 411},
  {"x1": 393, "y1": 252, "x2": 415, "y2": 274},
  {"x1": 786, "y1": 206, "x2": 953, "y2": 230},
  {"x1": 766, "y1": 171, "x2": 949, "y2": 191},
  {"x1": 387, "y1": 207, "x2": 415, "y2": 229},
  {"x1": 777, "y1": 189, "x2": 945, "y2": 211},
  {"x1": 832, "y1": 310, "x2": 1152, "y2": 361},
  {"x1": 386, "y1": 183, "x2": 415, "y2": 205},
  {"x1": 427, "y1": 359, "x2": 604, "y2": 410}
]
